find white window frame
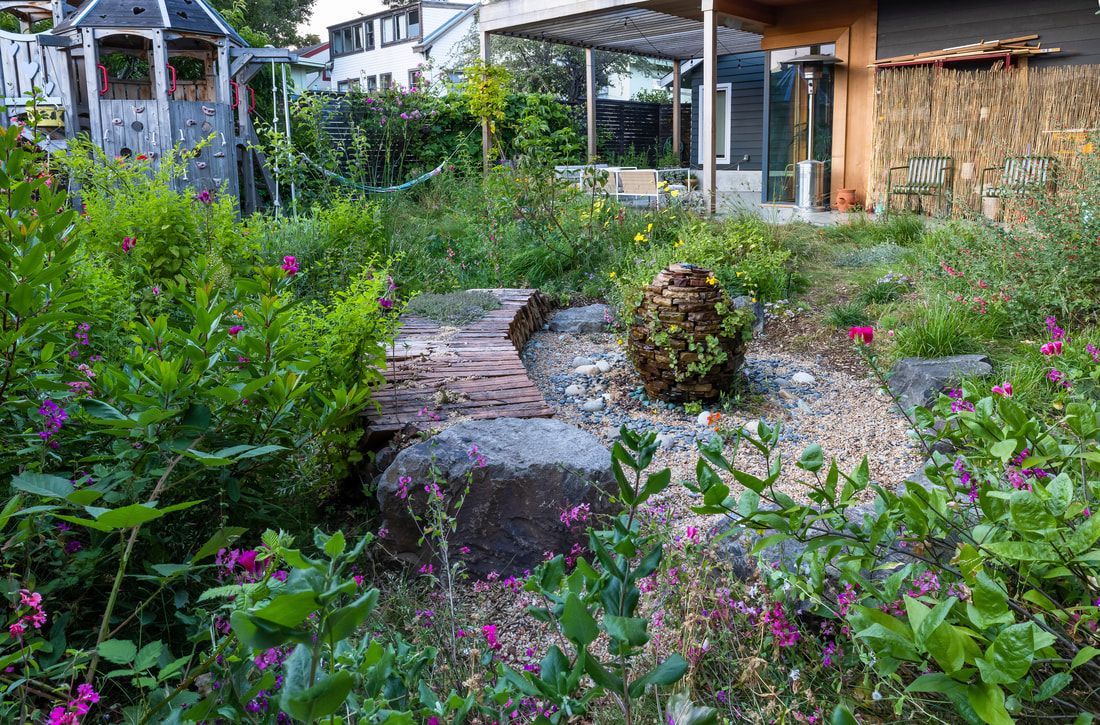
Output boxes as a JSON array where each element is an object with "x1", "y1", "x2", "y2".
[{"x1": 697, "y1": 82, "x2": 732, "y2": 165}]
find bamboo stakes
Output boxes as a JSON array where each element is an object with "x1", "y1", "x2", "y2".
[{"x1": 869, "y1": 65, "x2": 1100, "y2": 215}]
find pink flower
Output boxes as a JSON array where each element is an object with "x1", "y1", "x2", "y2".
[
  {"x1": 152, "y1": 285, "x2": 160, "y2": 296},
  {"x1": 685, "y1": 525, "x2": 700, "y2": 544},
  {"x1": 8, "y1": 621, "x2": 25, "y2": 638},
  {"x1": 228, "y1": 325, "x2": 244, "y2": 337},
  {"x1": 238, "y1": 549, "x2": 259, "y2": 574},
  {"x1": 378, "y1": 297, "x2": 393, "y2": 309},
  {"x1": 121, "y1": 236, "x2": 136, "y2": 253},
  {"x1": 1041, "y1": 341, "x2": 1063, "y2": 356},
  {"x1": 848, "y1": 326, "x2": 874, "y2": 344},
  {"x1": 281, "y1": 255, "x2": 299, "y2": 276},
  {"x1": 482, "y1": 624, "x2": 501, "y2": 650},
  {"x1": 196, "y1": 189, "x2": 213, "y2": 205},
  {"x1": 992, "y1": 381, "x2": 1013, "y2": 397}
]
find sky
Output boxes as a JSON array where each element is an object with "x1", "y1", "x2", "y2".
[{"x1": 302, "y1": 0, "x2": 364, "y2": 38}]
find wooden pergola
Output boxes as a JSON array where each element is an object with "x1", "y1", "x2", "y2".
[{"x1": 479, "y1": 0, "x2": 767, "y2": 213}]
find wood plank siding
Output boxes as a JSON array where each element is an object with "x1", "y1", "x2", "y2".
[
  {"x1": 877, "y1": 0, "x2": 1100, "y2": 67},
  {"x1": 685, "y1": 52, "x2": 765, "y2": 170}
]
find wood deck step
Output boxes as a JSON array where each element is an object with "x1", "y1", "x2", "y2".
[{"x1": 364, "y1": 289, "x2": 554, "y2": 446}]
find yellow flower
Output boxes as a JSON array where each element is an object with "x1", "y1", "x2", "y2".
[
  {"x1": 634, "y1": 233, "x2": 646, "y2": 242},
  {"x1": 706, "y1": 275, "x2": 717, "y2": 286},
  {"x1": 735, "y1": 271, "x2": 743, "y2": 277},
  {"x1": 617, "y1": 337, "x2": 624, "y2": 346},
  {"x1": 670, "y1": 189, "x2": 680, "y2": 198},
  {"x1": 609, "y1": 271, "x2": 617, "y2": 279},
  {"x1": 675, "y1": 240, "x2": 684, "y2": 248},
  {"x1": 669, "y1": 325, "x2": 680, "y2": 333},
  {"x1": 646, "y1": 223, "x2": 653, "y2": 233}
]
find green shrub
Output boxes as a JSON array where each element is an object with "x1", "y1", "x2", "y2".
[
  {"x1": 824, "y1": 212, "x2": 924, "y2": 247},
  {"x1": 892, "y1": 301, "x2": 992, "y2": 358},
  {"x1": 254, "y1": 196, "x2": 388, "y2": 302},
  {"x1": 834, "y1": 242, "x2": 909, "y2": 268},
  {"x1": 824, "y1": 300, "x2": 871, "y2": 329},
  {"x1": 855, "y1": 279, "x2": 907, "y2": 305},
  {"x1": 405, "y1": 290, "x2": 502, "y2": 326}
]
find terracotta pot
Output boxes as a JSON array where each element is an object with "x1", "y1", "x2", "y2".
[{"x1": 835, "y1": 188, "x2": 858, "y2": 212}]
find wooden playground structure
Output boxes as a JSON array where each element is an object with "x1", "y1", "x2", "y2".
[{"x1": 0, "y1": 0, "x2": 322, "y2": 213}]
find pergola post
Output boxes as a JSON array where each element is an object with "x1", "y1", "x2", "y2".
[
  {"x1": 671, "y1": 58, "x2": 682, "y2": 164},
  {"x1": 480, "y1": 30, "x2": 492, "y2": 173},
  {"x1": 585, "y1": 47, "x2": 597, "y2": 163},
  {"x1": 702, "y1": 3, "x2": 717, "y2": 214}
]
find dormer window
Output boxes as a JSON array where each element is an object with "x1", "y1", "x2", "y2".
[
  {"x1": 331, "y1": 21, "x2": 373, "y2": 57},
  {"x1": 381, "y1": 8, "x2": 419, "y2": 45}
]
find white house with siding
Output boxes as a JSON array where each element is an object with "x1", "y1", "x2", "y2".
[{"x1": 327, "y1": 1, "x2": 477, "y2": 92}]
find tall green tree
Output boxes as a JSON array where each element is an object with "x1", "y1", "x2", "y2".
[
  {"x1": 455, "y1": 30, "x2": 668, "y2": 103},
  {"x1": 211, "y1": 0, "x2": 319, "y2": 47}
]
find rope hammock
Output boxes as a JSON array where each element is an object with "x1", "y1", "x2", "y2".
[{"x1": 297, "y1": 125, "x2": 480, "y2": 194}]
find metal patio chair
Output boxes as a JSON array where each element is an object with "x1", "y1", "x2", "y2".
[{"x1": 887, "y1": 156, "x2": 954, "y2": 214}]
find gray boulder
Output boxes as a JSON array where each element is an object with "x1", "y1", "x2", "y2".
[
  {"x1": 548, "y1": 304, "x2": 611, "y2": 333},
  {"x1": 377, "y1": 418, "x2": 614, "y2": 577},
  {"x1": 888, "y1": 355, "x2": 992, "y2": 410},
  {"x1": 731, "y1": 295, "x2": 765, "y2": 336}
]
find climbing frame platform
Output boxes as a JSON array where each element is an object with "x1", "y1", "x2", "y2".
[{"x1": 364, "y1": 289, "x2": 554, "y2": 445}]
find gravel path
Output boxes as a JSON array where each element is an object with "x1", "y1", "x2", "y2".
[{"x1": 520, "y1": 315, "x2": 922, "y2": 534}]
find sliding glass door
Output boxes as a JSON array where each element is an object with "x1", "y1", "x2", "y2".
[{"x1": 765, "y1": 45, "x2": 835, "y2": 203}]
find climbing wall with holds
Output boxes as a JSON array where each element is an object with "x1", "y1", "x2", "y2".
[
  {"x1": 169, "y1": 100, "x2": 235, "y2": 193},
  {"x1": 98, "y1": 100, "x2": 163, "y2": 159}
]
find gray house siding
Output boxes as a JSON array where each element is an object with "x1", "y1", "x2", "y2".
[
  {"x1": 684, "y1": 52, "x2": 765, "y2": 171},
  {"x1": 877, "y1": 0, "x2": 1100, "y2": 67}
]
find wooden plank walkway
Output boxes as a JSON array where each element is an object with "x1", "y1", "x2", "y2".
[{"x1": 364, "y1": 289, "x2": 555, "y2": 445}]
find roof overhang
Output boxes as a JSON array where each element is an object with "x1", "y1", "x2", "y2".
[{"x1": 480, "y1": 0, "x2": 763, "y2": 61}]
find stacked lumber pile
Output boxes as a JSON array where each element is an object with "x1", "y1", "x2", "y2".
[
  {"x1": 627, "y1": 264, "x2": 745, "y2": 403},
  {"x1": 873, "y1": 36, "x2": 1060, "y2": 68}
]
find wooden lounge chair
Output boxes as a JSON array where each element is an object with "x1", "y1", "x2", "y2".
[
  {"x1": 981, "y1": 156, "x2": 1057, "y2": 198},
  {"x1": 887, "y1": 156, "x2": 954, "y2": 214}
]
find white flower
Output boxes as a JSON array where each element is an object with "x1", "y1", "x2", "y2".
[
  {"x1": 872, "y1": 690, "x2": 883, "y2": 701},
  {"x1": 789, "y1": 668, "x2": 801, "y2": 682}
]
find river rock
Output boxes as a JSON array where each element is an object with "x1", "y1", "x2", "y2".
[
  {"x1": 549, "y1": 305, "x2": 611, "y2": 333},
  {"x1": 888, "y1": 355, "x2": 993, "y2": 410},
  {"x1": 377, "y1": 419, "x2": 614, "y2": 577}
]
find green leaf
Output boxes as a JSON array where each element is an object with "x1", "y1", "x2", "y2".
[
  {"x1": 191, "y1": 527, "x2": 248, "y2": 562},
  {"x1": 10, "y1": 472, "x2": 73, "y2": 499},
  {"x1": 978, "y1": 623, "x2": 1042, "y2": 684},
  {"x1": 604, "y1": 615, "x2": 649, "y2": 647},
  {"x1": 990, "y1": 438, "x2": 1018, "y2": 462},
  {"x1": 283, "y1": 670, "x2": 354, "y2": 721},
  {"x1": 984, "y1": 540, "x2": 1057, "y2": 562},
  {"x1": 98, "y1": 639, "x2": 137, "y2": 665},
  {"x1": 134, "y1": 641, "x2": 163, "y2": 671},
  {"x1": 58, "y1": 500, "x2": 204, "y2": 532},
  {"x1": 1067, "y1": 513, "x2": 1100, "y2": 555},
  {"x1": 1009, "y1": 490, "x2": 1057, "y2": 532},
  {"x1": 324, "y1": 589, "x2": 379, "y2": 642},
  {"x1": 560, "y1": 593, "x2": 598, "y2": 646},
  {"x1": 666, "y1": 691, "x2": 719, "y2": 725},
  {"x1": 628, "y1": 653, "x2": 689, "y2": 697},
  {"x1": 797, "y1": 444, "x2": 824, "y2": 473},
  {"x1": 1072, "y1": 646, "x2": 1100, "y2": 670},
  {"x1": 830, "y1": 705, "x2": 859, "y2": 725},
  {"x1": 1033, "y1": 672, "x2": 1072, "y2": 701},
  {"x1": 1046, "y1": 473, "x2": 1073, "y2": 516},
  {"x1": 969, "y1": 571, "x2": 1014, "y2": 628},
  {"x1": 323, "y1": 530, "x2": 346, "y2": 558},
  {"x1": 252, "y1": 591, "x2": 320, "y2": 628},
  {"x1": 967, "y1": 682, "x2": 1012, "y2": 725}
]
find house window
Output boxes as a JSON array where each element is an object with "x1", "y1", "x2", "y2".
[
  {"x1": 331, "y1": 22, "x2": 367, "y2": 57},
  {"x1": 337, "y1": 78, "x2": 360, "y2": 92},
  {"x1": 366, "y1": 75, "x2": 378, "y2": 92},
  {"x1": 697, "y1": 82, "x2": 732, "y2": 165},
  {"x1": 381, "y1": 8, "x2": 420, "y2": 45},
  {"x1": 408, "y1": 69, "x2": 419, "y2": 88},
  {"x1": 380, "y1": 72, "x2": 392, "y2": 89}
]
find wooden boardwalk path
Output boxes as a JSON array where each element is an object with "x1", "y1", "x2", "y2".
[{"x1": 364, "y1": 289, "x2": 554, "y2": 445}]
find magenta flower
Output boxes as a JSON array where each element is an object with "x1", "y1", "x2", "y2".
[
  {"x1": 1040, "y1": 341, "x2": 1063, "y2": 356},
  {"x1": 196, "y1": 189, "x2": 213, "y2": 205},
  {"x1": 121, "y1": 236, "x2": 136, "y2": 253},
  {"x1": 152, "y1": 285, "x2": 160, "y2": 296},
  {"x1": 281, "y1": 255, "x2": 299, "y2": 276},
  {"x1": 482, "y1": 624, "x2": 501, "y2": 650},
  {"x1": 228, "y1": 325, "x2": 244, "y2": 337},
  {"x1": 848, "y1": 326, "x2": 874, "y2": 344},
  {"x1": 378, "y1": 297, "x2": 394, "y2": 309},
  {"x1": 991, "y1": 381, "x2": 1013, "y2": 397}
]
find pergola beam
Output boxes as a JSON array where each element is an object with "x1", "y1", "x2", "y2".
[
  {"x1": 702, "y1": 1, "x2": 717, "y2": 214},
  {"x1": 713, "y1": 0, "x2": 776, "y2": 29},
  {"x1": 585, "y1": 47, "x2": 597, "y2": 162}
]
